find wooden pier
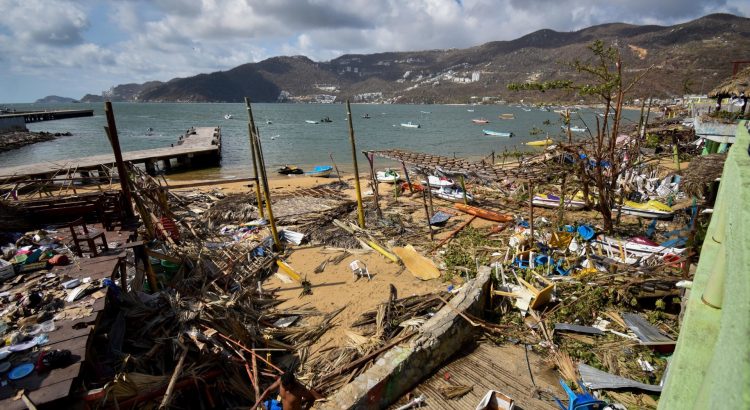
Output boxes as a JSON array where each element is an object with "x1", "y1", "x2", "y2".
[
  {"x1": 0, "y1": 126, "x2": 221, "y2": 182},
  {"x1": 0, "y1": 109, "x2": 94, "y2": 123}
]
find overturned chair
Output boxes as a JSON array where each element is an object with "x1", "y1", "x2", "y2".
[{"x1": 349, "y1": 260, "x2": 372, "y2": 281}]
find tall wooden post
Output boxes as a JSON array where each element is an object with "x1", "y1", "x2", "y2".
[
  {"x1": 244, "y1": 97, "x2": 265, "y2": 218},
  {"x1": 346, "y1": 100, "x2": 366, "y2": 228},
  {"x1": 424, "y1": 174, "x2": 434, "y2": 216},
  {"x1": 422, "y1": 190, "x2": 434, "y2": 241},
  {"x1": 528, "y1": 181, "x2": 535, "y2": 242},
  {"x1": 103, "y1": 101, "x2": 134, "y2": 218},
  {"x1": 246, "y1": 99, "x2": 280, "y2": 249},
  {"x1": 365, "y1": 153, "x2": 382, "y2": 218},
  {"x1": 459, "y1": 175, "x2": 468, "y2": 205},
  {"x1": 400, "y1": 161, "x2": 414, "y2": 193}
]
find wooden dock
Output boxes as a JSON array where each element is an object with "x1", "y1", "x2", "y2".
[
  {"x1": 0, "y1": 109, "x2": 94, "y2": 123},
  {"x1": 0, "y1": 126, "x2": 221, "y2": 182}
]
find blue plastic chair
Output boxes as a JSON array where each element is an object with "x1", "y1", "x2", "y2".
[{"x1": 554, "y1": 379, "x2": 608, "y2": 410}]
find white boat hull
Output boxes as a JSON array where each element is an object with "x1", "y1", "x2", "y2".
[
  {"x1": 532, "y1": 197, "x2": 585, "y2": 210},
  {"x1": 615, "y1": 207, "x2": 673, "y2": 219}
]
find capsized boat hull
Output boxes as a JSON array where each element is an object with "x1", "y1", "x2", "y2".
[
  {"x1": 532, "y1": 195, "x2": 585, "y2": 210},
  {"x1": 455, "y1": 203, "x2": 513, "y2": 222}
]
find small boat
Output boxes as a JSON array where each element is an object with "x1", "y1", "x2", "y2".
[
  {"x1": 467, "y1": 109, "x2": 475, "y2": 112},
  {"x1": 224, "y1": 114, "x2": 233, "y2": 120},
  {"x1": 400, "y1": 122, "x2": 421, "y2": 128},
  {"x1": 376, "y1": 169, "x2": 401, "y2": 183},
  {"x1": 522, "y1": 108, "x2": 532, "y2": 112},
  {"x1": 532, "y1": 194, "x2": 585, "y2": 210},
  {"x1": 472, "y1": 118, "x2": 490, "y2": 124},
  {"x1": 454, "y1": 203, "x2": 513, "y2": 222},
  {"x1": 421, "y1": 175, "x2": 454, "y2": 187},
  {"x1": 306, "y1": 165, "x2": 333, "y2": 177},
  {"x1": 361, "y1": 114, "x2": 371, "y2": 119},
  {"x1": 434, "y1": 186, "x2": 473, "y2": 203},
  {"x1": 483, "y1": 129, "x2": 512, "y2": 137},
  {"x1": 146, "y1": 127, "x2": 154, "y2": 136},
  {"x1": 592, "y1": 235, "x2": 686, "y2": 259},
  {"x1": 498, "y1": 113, "x2": 515, "y2": 120},
  {"x1": 420, "y1": 110, "x2": 431, "y2": 114},
  {"x1": 266, "y1": 120, "x2": 273, "y2": 124},
  {"x1": 525, "y1": 138, "x2": 554, "y2": 146},
  {"x1": 305, "y1": 120, "x2": 318, "y2": 124},
  {"x1": 561, "y1": 125, "x2": 587, "y2": 132},
  {"x1": 320, "y1": 116, "x2": 332, "y2": 123},
  {"x1": 278, "y1": 165, "x2": 304, "y2": 175},
  {"x1": 615, "y1": 200, "x2": 674, "y2": 219}
]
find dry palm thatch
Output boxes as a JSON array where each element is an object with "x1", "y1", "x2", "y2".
[
  {"x1": 709, "y1": 66, "x2": 750, "y2": 98},
  {"x1": 681, "y1": 153, "x2": 726, "y2": 198}
]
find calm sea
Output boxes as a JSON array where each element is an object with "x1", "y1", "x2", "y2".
[{"x1": 0, "y1": 102, "x2": 639, "y2": 179}]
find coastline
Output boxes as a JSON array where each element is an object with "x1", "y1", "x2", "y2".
[{"x1": 0, "y1": 130, "x2": 72, "y2": 153}]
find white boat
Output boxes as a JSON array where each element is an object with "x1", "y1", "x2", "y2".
[
  {"x1": 376, "y1": 169, "x2": 401, "y2": 183},
  {"x1": 400, "y1": 122, "x2": 420, "y2": 128},
  {"x1": 532, "y1": 194, "x2": 585, "y2": 210},
  {"x1": 562, "y1": 125, "x2": 587, "y2": 132},
  {"x1": 305, "y1": 120, "x2": 319, "y2": 124},
  {"x1": 592, "y1": 236, "x2": 686, "y2": 259},
  {"x1": 421, "y1": 175, "x2": 454, "y2": 187},
  {"x1": 615, "y1": 200, "x2": 674, "y2": 219},
  {"x1": 483, "y1": 129, "x2": 512, "y2": 137},
  {"x1": 224, "y1": 114, "x2": 233, "y2": 120},
  {"x1": 521, "y1": 108, "x2": 532, "y2": 112},
  {"x1": 472, "y1": 118, "x2": 490, "y2": 124},
  {"x1": 433, "y1": 186, "x2": 474, "y2": 203},
  {"x1": 467, "y1": 109, "x2": 475, "y2": 112}
]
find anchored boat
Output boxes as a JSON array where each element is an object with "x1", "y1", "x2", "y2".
[
  {"x1": 400, "y1": 122, "x2": 421, "y2": 128},
  {"x1": 306, "y1": 165, "x2": 333, "y2": 177},
  {"x1": 483, "y1": 129, "x2": 513, "y2": 137},
  {"x1": 472, "y1": 118, "x2": 490, "y2": 124},
  {"x1": 525, "y1": 138, "x2": 554, "y2": 146}
]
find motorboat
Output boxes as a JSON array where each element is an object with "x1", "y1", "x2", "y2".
[
  {"x1": 278, "y1": 165, "x2": 304, "y2": 175},
  {"x1": 306, "y1": 165, "x2": 333, "y2": 177},
  {"x1": 532, "y1": 194, "x2": 586, "y2": 210},
  {"x1": 525, "y1": 138, "x2": 554, "y2": 146},
  {"x1": 483, "y1": 129, "x2": 512, "y2": 137},
  {"x1": 224, "y1": 114, "x2": 233, "y2": 120},
  {"x1": 498, "y1": 113, "x2": 515, "y2": 120},
  {"x1": 361, "y1": 113, "x2": 371, "y2": 119},
  {"x1": 376, "y1": 169, "x2": 400, "y2": 183},
  {"x1": 472, "y1": 118, "x2": 490, "y2": 124},
  {"x1": 562, "y1": 125, "x2": 587, "y2": 132},
  {"x1": 421, "y1": 175, "x2": 454, "y2": 187},
  {"x1": 615, "y1": 200, "x2": 674, "y2": 219},
  {"x1": 305, "y1": 120, "x2": 319, "y2": 124},
  {"x1": 320, "y1": 116, "x2": 332, "y2": 123},
  {"x1": 400, "y1": 122, "x2": 420, "y2": 128},
  {"x1": 433, "y1": 186, "x2": 473, "y2": 203}
]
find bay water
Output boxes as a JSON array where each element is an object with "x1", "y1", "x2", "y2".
[{"x1": 0, "y1": 102, "x2": 639, "y2": 179}]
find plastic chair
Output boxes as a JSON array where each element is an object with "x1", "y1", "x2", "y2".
[
  {"x1": 349, "y1": 260, "x2": 371, "y2": 281},
  {"x1": 554, "y1": 379, "x2": 608, "y2": 410}
]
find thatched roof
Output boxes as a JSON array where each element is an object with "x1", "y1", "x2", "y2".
[
  {"x1": 681, "y1": 154, "x2": 727, "y2": 197},
  {"x1": 709, "y1": 66, "x2": 750, "y2": 98}
]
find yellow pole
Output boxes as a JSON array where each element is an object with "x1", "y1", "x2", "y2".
[
  {"x1": 459, "y1": 175, "x2": 468, "y2": 205},
  {"x1": 244, "y1": 97, "x2": 265, "y2": 218},
  {"x1": 346, "y1": 100, "x2": 366, "y2": 228},
  {"x1": 246, "y1": 98, "x2": 281, "y2": 250}
]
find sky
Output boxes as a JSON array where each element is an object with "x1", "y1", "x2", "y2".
[{"x1": 0, "y1": 0, "x2": 747, "y2": 102}]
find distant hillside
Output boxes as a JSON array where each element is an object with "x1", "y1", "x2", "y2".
[
  {"x1": 84, "y1": 13, "x2": 750, "y2": 104},
  {"x1": 35, "y1": 95, "x2": 78, "y2": 104}
]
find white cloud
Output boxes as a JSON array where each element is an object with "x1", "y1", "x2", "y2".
[{"x1": 0, "y1": 0, "x2": 747, "y2": 101}]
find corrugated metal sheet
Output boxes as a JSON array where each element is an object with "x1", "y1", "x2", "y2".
[
  {"x1": 622, "y1": 313, "x2": 674, "y2": 345},
  {"x1": 579, "y1": 363, "x2": 662, "y2": 393},
  {"x1": 391, "y1": 343, "x2": 562, "y2": 409}
]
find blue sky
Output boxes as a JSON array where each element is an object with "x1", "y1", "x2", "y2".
[{"x1": 0, "y1": 0, "x2": 747, "y2": 102}]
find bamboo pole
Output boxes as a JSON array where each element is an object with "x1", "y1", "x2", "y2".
[
  {"x1": 346, "y1": 101, "x2": 366, "y2": 228},
  {"x1": 528, "y1": 181, "x2": 535, "y2": 242},
  {"x1": 424, "y1": 174, "x2": 434, "y2": 216},
  {"x1": 329, "y1": 153, "x2": 343, "y2": 184},
  {"x1": 365, "y1": 153, "x2": 382, "y2": 218},
  {"x1": 159, "y1": 345, "x2": 189, "y2": 409},
  {"x1": 244, "y1": 97, "x2": 265, "y2": 218},
  {"x1": 246, "y1": 99, "x2": 281, "y2": 249},
  {"x1": 459, "y1": 175, "x2": 468, "y2": 205},
  {"x1": 103, "y1": 102, "x2": 134, "y2": 218},
  {"x1": 422, "y1": 189, "x2": 434, "y2": 241},
  {"x1": 401, "y1": 161, "x2": 414, "y2": 193}
]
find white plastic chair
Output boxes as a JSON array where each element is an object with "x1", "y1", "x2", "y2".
[{"x1": 349, "y1": 260, "x2": 371, "y2": 281}]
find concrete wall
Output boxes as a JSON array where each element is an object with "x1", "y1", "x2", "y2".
[
  {"x1": 659, "y1": 121, "x2": 750, "y2": 409},
  {"x1": 321, "y1": 267, "x2": 491, "y2": 410},
  {"x1": 0, "y1": 116, "x2": 27, "y2": 132}
]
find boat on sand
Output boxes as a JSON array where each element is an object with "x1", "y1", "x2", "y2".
[
  {"x1": 306, "y1": 165, "x2": 333, "y2": 177},
  {"x1": 532, "y1": 194, "x2": 585, "y2": 210},
  {"x1": 376, "y1": 169, "x2": 400, "y2": 183},
  {"x1": 278, "y1": 165, "x2": 304, "y2": 175},
  {"x1": 454, "y1": 203, "x2": 513, "y2": 222},
  {"x1": 433, "y1": 186, "x2": 473, "y2": 203},
  {"x1": 421, "y1": 175, "x2": 454, "y2": 187}
]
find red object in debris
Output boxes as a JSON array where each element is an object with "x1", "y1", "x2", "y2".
[
  {"x1": 48, "y1": 254, "x2": 69, "y2": 266},
  {"x1": 158, "y1": 216, "x2": 180, "y2": 242},
  {"x1": 662, "y1": 253, "x2": 683, "y2": 269},
  {"x1": 443, "y1": 371, "x2": 451, "y2": 381}
]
